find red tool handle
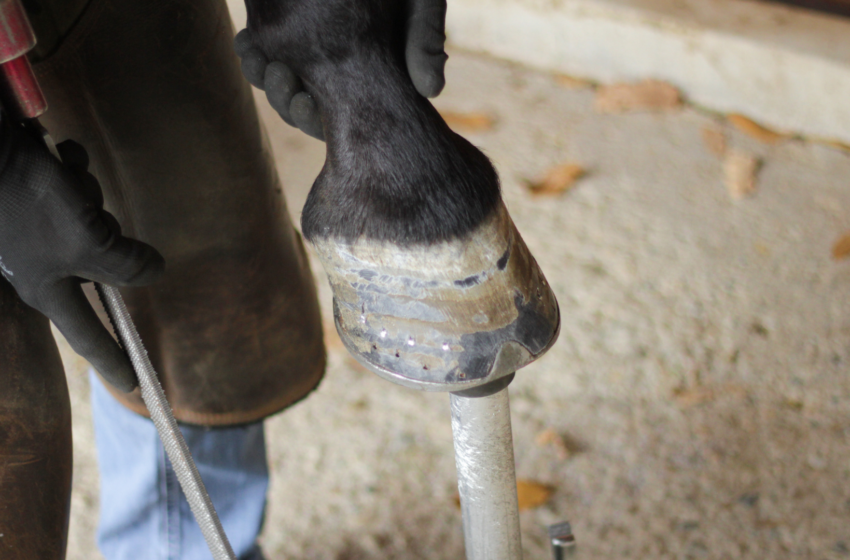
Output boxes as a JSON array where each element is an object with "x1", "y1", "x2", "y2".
[{"x1": 0, "y1": 0, "x2": 46, "y2": 120}]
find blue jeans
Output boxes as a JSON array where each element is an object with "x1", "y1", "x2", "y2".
[{"x1": 90, "y1": 371, "x2": 269, "y2": 560}]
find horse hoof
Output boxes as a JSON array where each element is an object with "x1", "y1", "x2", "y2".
[{"x1": 311, "y1": 202, "x2": 560, "y2": 392}]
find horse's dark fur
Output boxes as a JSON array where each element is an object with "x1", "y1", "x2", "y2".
[{"x1": 246, "y1": 0, "x2": 501, "y2": 245}]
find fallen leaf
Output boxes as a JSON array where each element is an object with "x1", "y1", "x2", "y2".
[
  {"x1": 750, "y1": 321, "x2": 769, "y2": 337},
  {"x1": 702, "y1": 127, "x2": 727, "y2": 156},
  {"x1": 594, "y1": 80, "x2": 681, "y2": 114},
  {"x1": 526, "y1": 164, "x2": 585, "y2": 195},
  {"x1": 727, "y1": 114, "x2": 787, "y2": 144},
  {"x1": 831, "y1": 232, "x2": 850, "y2": 260},
  {"x1": 723, "y1": 151, "x2": 760, "y2": 200},
  {"x1": 349, "y1": 398, "x2": 369, "y2": 411},
  {"x1": 555, "y1": 74, "x2": 592, "y2": 89},
  {"x1": 535, "y1": 428, "x2": 571, "y2": 459},
  {"x1": 517, "y1": 480, "x2": 554, "y2": 511},
  {"x1": 535, "y1": 428, "x2": 561, "y2": 446},
  {"x1": 439, "y1": 111, "x2": 495, "y2": 133},
  {"x1": 673, "y1": 386, "x2": 716, "y2": 406},
  {"x1": 672, "y1": 384, "x2": 748, "y2": 407},
  {"x1": 782, "y1": 399, "x2": 804, "y2": 411}
]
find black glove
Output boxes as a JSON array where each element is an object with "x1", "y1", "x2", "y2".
[
  {"x1": 234, "y1": 0, "x2": 448, "y2": 141},
  {"x1": 0, "y1": 115, "x2": 164, "y2": 392}
]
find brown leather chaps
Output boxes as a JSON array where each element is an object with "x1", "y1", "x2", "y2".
[
  {"x1": 34, "y1": 0, "x2": 326, "y2": 426},
  {"x1": 0, "y1": 0, "x2": 325, "y2": 556},
  {"x1": 0, "y1": 280, "x2": 72, "y2": 559}
]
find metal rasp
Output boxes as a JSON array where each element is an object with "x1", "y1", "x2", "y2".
[{"x1": 96, "y1": 284, "x2": 238, "y2": 560}]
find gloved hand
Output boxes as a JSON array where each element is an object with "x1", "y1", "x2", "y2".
[
  {"x1": 0, "y1": 115, "x2": 164, "y2": 392},
  {"x1": 234, "y1": 0, "x2": 448, "y2": 141}
]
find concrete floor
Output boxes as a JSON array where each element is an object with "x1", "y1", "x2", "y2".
[{"x1": 61, "y1": 47, "x2": 850, "y2": 559}]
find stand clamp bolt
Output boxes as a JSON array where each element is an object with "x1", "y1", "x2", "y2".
[{"x1": 549, "y1": 521, "x2": 576, "y2": 559}]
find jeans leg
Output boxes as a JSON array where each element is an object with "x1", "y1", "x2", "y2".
[{"x1": 90, "y1": 371, "x2": 269, "y2": 560}]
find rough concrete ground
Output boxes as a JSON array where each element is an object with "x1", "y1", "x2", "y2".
[{"x1": 62, "y1": 48, "x2": 850, "y2": 560}]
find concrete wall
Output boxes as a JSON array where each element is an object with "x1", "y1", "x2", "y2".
[{"x1": 446, "y1": 0, "x2": 850, "y2": 144}]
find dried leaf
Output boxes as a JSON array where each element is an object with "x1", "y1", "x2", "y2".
[
  {"x1": 782, "y1": 399, "x2": 804, "y2": 411},
  {"x1": 349, "y1": 398, "x2": 369, "y2": 411},
  {"x1": 534, "y1": 428, "x2": 561, "y2": 446},
  {"x1": 555, "y1": 74, "x2": 592, "y2": 89},
  {"x1": 831, "y1": 232, "x2": 850, "y2": 260},
  {"x1": 594, "y1": 80, "x2": 681, "y2": 114},
  {"x1": 750, "y1": 322, "x2": 769, "y2": 337},
  {"x1": 673, "y1": 384, "x2": 748, "y2": 407},
  {"x1": 526, "y1": 164, "x2": 585, "y2": 195},
  {"x1": 535, "y1": 428, "x2": 571, "y2": 459},
  {"x1": 673, "y1": 386, "x2": 716, "y2": 406},
  {"x1": 517, "y1": 480, "x2": 554, "y2": 511},
  {"x1": 727, "y1": 114, "x2": 786, "y2": 144},
  {"x1": 723, "y1": 151, "x2": 760, "y2": 200},
  {"x1": 439, "y1": 111, "x2": 495, "y2": 132},
  {"x1": 702, "y1": 127, "x2": 727, "y2": 156}
]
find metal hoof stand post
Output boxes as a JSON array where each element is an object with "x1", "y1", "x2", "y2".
[
  {"x1": 451, "y1": 385, "x2": 522, "y2": 559},
  {"x1": 449, "y1": 380, "x2": 577, "y2": 560}
]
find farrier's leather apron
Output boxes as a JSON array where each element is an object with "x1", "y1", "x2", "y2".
[
  {"x1": 0, "y1": 0, "x2": 324, "y2": 555},
  {"x1": 0, "y1": 278, "x2": 72, "y2": 560},
  {"x1": 33, "y1": 0, "x2": 326, "y2": 425}
]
